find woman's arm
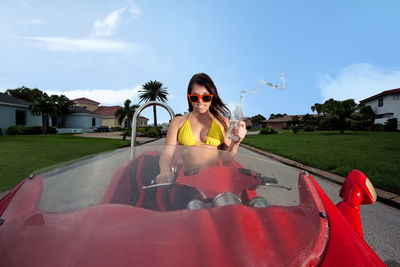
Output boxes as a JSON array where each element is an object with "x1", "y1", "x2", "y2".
[{"x1": 156, "y1": 116, "x2": 185, "y2": 183}]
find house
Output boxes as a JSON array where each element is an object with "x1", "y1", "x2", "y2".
[
  {"x1": 93, "y1": 105, "x2": 149, "y2": 128},
  {"x1": 63, "y1": 106, "x2": 102, "y2": 132},
  {"x1": 264, "y1": 114, "x2": 317, "y2": 130},
  {"x1": 93, "y1": 106, "x2": 122, "y2": 128},
  {"x1": 0, "y1": 92, "x2": 43, "y2": 135},
  {"x1": 72, "y1": 98, "x2": 100, "y2": 111},
  {"x1": 359, "y1": 88, "x2": 400, "y2": 129},
  {"x1": 136, "y1": 116, "x2": 149, "y2": 127}
]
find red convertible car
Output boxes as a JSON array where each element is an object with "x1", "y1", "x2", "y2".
[{"x1": 0, "y1": 144, "x2": 384, "y2": 266}]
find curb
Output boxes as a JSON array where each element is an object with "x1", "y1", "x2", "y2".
[{"x1": 240, "y1": 143, "x2": 400, "y2": 209}]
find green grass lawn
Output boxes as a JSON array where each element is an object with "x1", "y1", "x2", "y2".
[
  {"x1": 0, "y1": 134, "x2": 130, "y2": 191},
  {"x1": 242, "y1": 131, "x2": 400, "y2": 194}
]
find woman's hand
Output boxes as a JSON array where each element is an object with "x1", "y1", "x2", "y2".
[
  {"x1": 231, "y1": 121, "x2": 247, "y2": 144},
  {"x1": 155, "y1": 170, "x2": 174, "y2": 184}
]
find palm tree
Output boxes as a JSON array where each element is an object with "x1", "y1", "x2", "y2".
[
  {"x1": 29, "y1": 94, "x2": 57, "y2": 134},
  {"x1": 311, "y1": 103, "x2": 323, "y2": 117},
  {"x1": 51, "y1": 94, "x2": 75, "y2": 128},
  {"x1": 138, "y1": 80, "x2": 168, "y2": 127},
  {"x1": 115, "y1": 99, "x2": 139, "y2": 128}
]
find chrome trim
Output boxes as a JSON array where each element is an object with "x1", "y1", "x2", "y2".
[
  {"x1": 212, "y1": 192, "x2": 242, "y2": 207},
  {"x1": 130, "y1": 101, "x2": 175, "y2": 159}
]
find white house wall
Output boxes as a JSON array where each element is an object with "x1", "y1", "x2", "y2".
[
  {"x1": 65, "y1": 114, "x2": 102, "y2": 131},
  {"x1": 365, "y1": 94, "x2": 400, "y2": 128},
  {"x1": 0, "y1": 104, "x2": 42, "y2": 134}
]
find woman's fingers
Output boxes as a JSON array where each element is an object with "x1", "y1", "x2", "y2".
[
  {"x1": 156, "y1": 173, "x2": 173, "y2": 184},
  {"x1": 232, "y1": 121, "x2": 247, "y2": 142}
]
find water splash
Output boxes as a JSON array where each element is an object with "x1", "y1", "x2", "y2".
[
  {"x1": 227, "y1": 70, "x2": 287, "y2": 141},
  {"x1": 240, "y1": 70, "x2": 287, "y2": 107}
]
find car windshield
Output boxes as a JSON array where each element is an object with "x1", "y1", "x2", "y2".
[
  {"x1": 37, "y1": 144, "x2": 322, "y2": 213},
  {"x1": 23, "y1": 144, "x2": 330, "y2": 265}
]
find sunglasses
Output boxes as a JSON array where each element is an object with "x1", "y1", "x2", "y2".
[{"x1": 188, "y1": 94, "x2": 213, "y2": 103}]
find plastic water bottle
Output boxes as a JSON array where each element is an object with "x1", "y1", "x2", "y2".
[{"x1": 227, "y1": 106, "x2": 242, "y2": 142}]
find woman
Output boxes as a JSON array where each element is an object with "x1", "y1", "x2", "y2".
[{"x1": 156, "y1": 73, "x2": 247, "y2": 183}]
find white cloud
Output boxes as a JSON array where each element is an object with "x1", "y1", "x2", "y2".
[
  {"x1": 21, "y1": 4, "x2": 146, "y2": 55},
  {"x1": 24, "y1": 4, "x2": 146, "y2": 55},
  {"x1": 26, "y1": 37, "x2": 148, "y2": 53},
  {"x1": 90, "y1": 4, "x2": 141, "y2": 38},
  {"x1": 17, "y1": 18, "x2": 43, "y2": 26},
  {"x1": 45, "y1": 86, "x2": 142, "y2": 106},
  {"x1": 317, "y1": 63, "x2": 400, "y2": 102}
]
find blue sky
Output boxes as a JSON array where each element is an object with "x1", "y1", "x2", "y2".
[{"x1": 1, "y1": 1, "x2": 400, "y2": 123}]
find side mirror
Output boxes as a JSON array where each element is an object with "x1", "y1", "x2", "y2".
[{"x1": 336, "y1": 170, "x2": 377, "y2": 238}]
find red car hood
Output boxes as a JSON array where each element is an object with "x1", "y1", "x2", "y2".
[{"x1": 0, "y1": 176, "x2": 327, "y2": 267}]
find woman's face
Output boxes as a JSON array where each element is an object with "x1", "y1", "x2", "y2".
[{"x1": 190, "y1": 84, "x2": 212, "y2": 114}]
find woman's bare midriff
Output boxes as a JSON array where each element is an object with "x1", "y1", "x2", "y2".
[{"x1": 181, "y1": 144, "x2": 219, "y2": 169}]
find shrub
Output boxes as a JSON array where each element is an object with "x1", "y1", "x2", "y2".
[
  {"x1": 290, "y1": 124, "x2": 300, "y2": 134},
  {"x1": 259, "y1": 127, "x2": 278, "y2": 135},
  {"x1": 7, "y1": 126, "x2": 25, "y2": 135},
  {"x1": 349, "y1": 119, "x2": 363, "y2": 131},
  {"x1": 137, "y1": 127, "x2": 146, "y2": 133},
  {"x1": 111, "y1": 127, "x2": 123, "y2": 132},
  {"x1": 47, "y1": 127, "x2": 58, "y2": 134},
  {"x1": 6, "y1": 126, "x2": 58, "y2": 135},
  {"x1": 384, "y1": 118, "x2": 399, "y2": 132},
  {"x1": 146, "y1": 127, "x2": 160, "y2": 138},
  {"x1": 25, "y1": 126, "x2": 42, "y2": 134},
  {"x1": 124, "y1": 128, "x2": 132, "y2": 136},
  {"x1": 303, "y1": 125, "x2": 315, "y2": 132},
  {"x1": 373, "y1": 123, "x2": 384, "y2": 131}
]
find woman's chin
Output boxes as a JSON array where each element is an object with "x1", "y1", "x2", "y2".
[
  {"x1": 195, "y1": 108, "x2": 208, "y2": 114},
  {"x1": 193, "y1": 106, "x2": 209, "y2": 113}
]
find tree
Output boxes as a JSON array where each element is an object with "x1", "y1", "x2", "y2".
[
  {"x1": 359, "y1": 105, "x2": 375, "y2": 121},
  {"x1": 6, "y1": 86, "x2": 45, "y2": 102},
  {"x1": 138, "y1": 80, "x2": 168, "y2": 127},
  {"x1": 115, "y1": 99, "x2": 139, "y2": 128},
  {"x1": 318, "y1": 98, "x2": 357, "y2": 134},
  {"x1": 29, "y1": 94, "x2": 57, "y2": 134},
  {"x1": 251, "y1": 114, "x2": 266, "y2": 126},
  {"x1": 302, "y1": 113, "x2": 318, "y2": 127},
  {"x1": 50, "y1": 95, "x2": 75, "y2": 128},
  {"x1": 290, "y1": 116, "x2": 300, "y2": 134},
  {"x1": 291, "y1": 115, "x2": 300, "y2": 125},
  {"x1": 269, "y1": 113, "x2": 286, "y2": 119},
  {"x1": 311, "y1": 103, "x2": 324, "y2": 117}
]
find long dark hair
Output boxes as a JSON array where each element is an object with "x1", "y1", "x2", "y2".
[{"x1": 187, "y1": 73, "x2": 230, "y2": 132}]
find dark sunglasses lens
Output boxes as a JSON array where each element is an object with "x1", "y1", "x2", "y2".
[
  {"x1": 202, "y1": 95, "x2": 212, "y2": 102},
  {"x1": 189, "y1": 95, "x2": 199, "y2": 102}
]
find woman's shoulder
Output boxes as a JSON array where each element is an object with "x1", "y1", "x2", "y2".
[{"x1": 170, "y1": 113, "x2": 190, "y2": 128}]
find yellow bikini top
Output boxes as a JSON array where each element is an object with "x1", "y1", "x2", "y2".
[{"x1": 178, "y1": 113, "x2": 225, "y2": 146}]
